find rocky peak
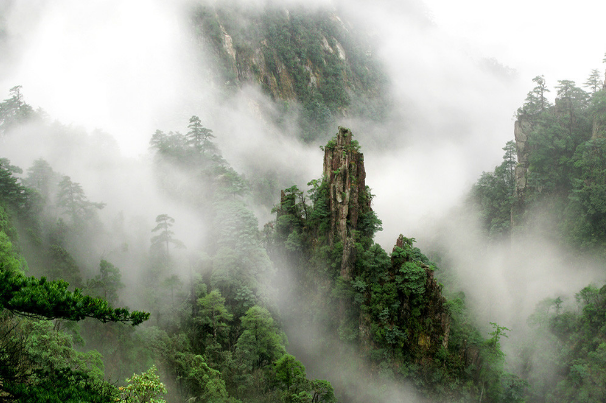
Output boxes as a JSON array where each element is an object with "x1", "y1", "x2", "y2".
[{"x1": 323, "y1": 127, "x2": 369, "y2": 279}]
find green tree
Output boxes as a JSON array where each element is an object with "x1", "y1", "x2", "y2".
[
  {"x1": 590, "y1": 88, "x2": 606, "y2": 139},
  {"x1": 0, "y1": 85, "x2": 34, "y2": 134},
  {"x1": 584, "y1": 69, "x2": 604, "y2": 94},
  {"x1": 0, "y1": 221, "x2": 148, "y2": 325},
  {"x1": 86, "y1": 259, "x2": 125, "y2": 305},
  {"x1": 566, "y1": 139, "x2": 606, "y2": 248},
  {"x1": 150, "y1": 130, "x2": 188, "y2": 159},
  {"x1": 0, "y1": 312, "x2": 117, "y2": 402},
  {"x1": 48, "y1": 244, "x2": 83, "y2": 289},
  {"x1": 0, "y1": 205, "x2": 149, "y2": 401},
  {"x1": 235, "y1": 306, "x2": 286, "y2": 371},
  {"x1": 0, "y1": 269, "x2": 149, "y2": 324},
  {"x1": 0, "y1": 158, "x2": 31, "y2": 212},
  {"x1": 150, "y1": 214, "x2": 185, "y2": 259},
  {"x1": 556, "y1": 80, "x2": 589, "y2": 137},
  {"x1": 274, "y1": 354, "x2": 312, "y2": 402},
  {"x1": 186, "y1": 115, "x2": 216, "y2": 154},
  {"x1": 478, "y1": 323, "x2": 511, "y2": 402},
  {"x1": 23, "y1": 158, "x2": 58, "y2": 202},
  {"x1": 470, "y1": 141, "x2": 518, "y2": 238},
  {"x1": 309, "y1": 380, "x2": 336, "y2": 403},
  {"x1": 520, "y1": 75, "x2": 551, "y2": 115},
  {"x1": 174, "y1": 353, "x2": 230, "y2": 402},
  {"x1": 199, "y1": 289, "x2": 233, "y2": 340},
  {"x1": 162, "y1": 274, "x2": 183, "y2": 305},
  {"x1": 56, "y1": 176, "x2": 105, "y2": 223},
  {"x1": 118, "y1": 365, "x2": 167, "y2": 403},
  {"x1": 215, "y1": 167, "x2": 248, "y2": 199}
]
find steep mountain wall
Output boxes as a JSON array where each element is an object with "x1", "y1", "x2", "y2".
[
  {"x1": 319, "y1": 129, "x2": 450, "y2": 359},
  {"x1": 512, "y1": 117, "x2": 532, "y2": 225},
  {"x1": 276, "y1": 128, "x2": 453, "y2": 385},
  {"x1": 190, "y1": 5, "x2": 389, "y2": 140},
  {"x1": 322, "y1": 127, "x2": 368, "y2": 279}
]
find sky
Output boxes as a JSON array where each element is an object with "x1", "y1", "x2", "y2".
[
  {"x1": 422, "y1": 0, "x2": 605, "y2": 86},
  {"x1": 2, "y1": 0, "x2": 604, "y2": 156},
  {"x1": 1, "y1": 0, "x2": 605, "y2": 244}
]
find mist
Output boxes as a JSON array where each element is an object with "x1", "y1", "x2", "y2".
[
  {"x1": 1, "y1": 0, "x2": 605, "y2": 401},
  {"x1": 1, "y1": 0, "x2": 529, "y2": 242}
]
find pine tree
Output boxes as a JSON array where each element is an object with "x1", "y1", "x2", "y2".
[
  {"x1": 584, "y1": 69, "x2": 604, "y2": 94},
  {"x1": 521, "y1": 75, "x2": 551, "y2": 115},
  {"x1": 24, "y1": 159, "x2": 58, "y2": 202},
  {"x1": 150, "y1": 214, "x2": 185, "y2": 259},
  {"x1": 56, "y1": 176, "x2": 105, "y2": 223},
  {"x1": 0, "y1": 86, "x2": 34, "y2": 134},
  {"x1": 86, "y1": 259, "x2": 124, "y2": 305},
  {"x1": 186, "y1": 115, "x2": 215, "y2": 154}
]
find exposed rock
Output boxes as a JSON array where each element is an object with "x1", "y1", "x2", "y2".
[
  {"x1": 423, "y1": 264, "x2": 451, "y2": 351},
  {"x1": 191, "y1": 5, "x2": 385, "y2": 117},
  {"x1": 221, "y1": 26, "x2": 236, "y2": 61},
  {"x1": 461, "y1": 340, "x2": 482, "y2": 368},
  {"x1": 275, "y1": 127, "x2": 456, "y2": 392},
  {"x1": 334, "y1": 40, "x2": 346, "y2": 61},
  {"x1": 323, "y1": 127, "x2": 369, "y2": 279},
  {"x1": 305, "y1": 64, "x2": 318, "y2": 88},
  {"x1": 321, "y1": 35, "x2": 334, "y2": 54},
  {"x1": 320, "y1": 130, "x2": 450, "y2": 359},
  {"x1": 592, "y1": 76, "x2": 606, "y2": 139},
  {"x1": 329, "y1": 13, "x2": 349, "y2": 32},
  {"x1": 358, "y1": 310, "x2": 374, "y2": 355},
  {"x1": 591, "y1": 118, "x2": 606, "y2": 139},
  {"x1": 260, "y1": 48, "x2": 296, "y2": 100},
  {"x1": 512, "y1": 117, "x2": 532, "y2": 225}
]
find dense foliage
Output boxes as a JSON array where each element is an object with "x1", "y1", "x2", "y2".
[
  {"x1": 145, "y1": 116, "x2": 336, "y2": 402},
  {"x1": 471, "y1": 72, "x2": 606, "y2": 249},
  {"x1": 0, "y1": 88, "x2": 336, "y2": 401},
  {"x1": 0, "y1": 172, "x2": 150, "y2": 399},
  {"x1": 469, "y1": 64, "x2": 606, "y2": 402}
]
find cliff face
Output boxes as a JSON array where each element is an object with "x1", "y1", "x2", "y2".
[
  {"x1": 319, "y1": 129, "x2": 450, "y2": 358},
  {"x1": 270, "y1": 127, "x2": 489, "y2": 400},
  {"x1": 592, "y1": 75, "x2": 606, "y2": 139},
  {"x1": 276, "y1": 127, "x2": 451, "y2": 369},
  {"x1": 193, "y1": 6, "x2": 380, "y2": 97},
  {"x1": 512, "y1": 117, "x2": 532, "y2": 225},
  {"x1": 322, "y1": 127, "x2": 368, "y2": 279},
  {"x1": 190, "y1": 5, "x2": 388, "y2": 141},
  {"x1": 319, "y1": 130, "x2": 450, "y2": 359}
]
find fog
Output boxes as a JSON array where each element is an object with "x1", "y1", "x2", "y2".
[
  {"x1": 4, "y1": 0, "x2": 602, "y2": 236},
  {"x1": 1, "y1": 0, "x2": 605, "y2": 400}
]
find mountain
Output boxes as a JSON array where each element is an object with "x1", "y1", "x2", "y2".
[
  {"x1": 5, "y1": 2, "x2": 606, "y2": 402},
  {"x1": 190, "y1": 3, "x2": 389, "y2": 142},
  {"x1": 271, "y1": 127, "x2": 518, "y2": 402},
  {"x1": 469, "y1": 70, "x2": 606, "y2": 402}
]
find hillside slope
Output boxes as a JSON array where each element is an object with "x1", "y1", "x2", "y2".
[{"x1": 190, "y1": 4, "x2": 389, "y2": 141}]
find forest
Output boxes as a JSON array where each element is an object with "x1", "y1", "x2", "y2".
[{"x1": 1, "y1": 2, "x2": 606, "y2": 403}]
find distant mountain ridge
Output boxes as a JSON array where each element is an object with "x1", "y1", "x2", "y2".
[{"x1": 190, "y1": 4, "x2": 389, "y2": 141}]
